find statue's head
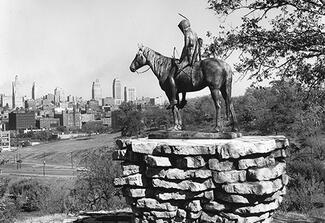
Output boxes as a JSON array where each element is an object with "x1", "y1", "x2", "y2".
[
  {"x1": 178, "y1": 19, "x2": 191, "y2": 33},
  {"x1": 130, "y1": 44, "x2": 147, "y2": 72}
]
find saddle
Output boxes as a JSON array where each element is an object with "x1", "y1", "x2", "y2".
[{"x1": 171, "y1": 59, "x2": 201, "y2": 86}]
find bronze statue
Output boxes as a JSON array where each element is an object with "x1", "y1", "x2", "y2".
[
  {"x1": 130, "y1": 45, "x2": 238, "y2": 132},
  {"x1": 167, "y1": 19, "x2": 200, "y2": 110}
]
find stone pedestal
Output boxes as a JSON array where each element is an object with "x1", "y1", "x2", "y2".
[{"x1": 113, "y1": 135, "x2": 289, "y2": 223}]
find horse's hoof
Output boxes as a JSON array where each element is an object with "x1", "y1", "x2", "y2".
[
  {"x1": 166, "y1": 103, "x2": 177, "y2": 110},
  {"x1": 177, "y1": 100, "x2": 187, "y2": 109},
  {"x1": 231, "y1": 127, "x2": 239, "y2": 132},
  {"x1": 168, "y1": 126, "x2": 181, "y2": 131}
]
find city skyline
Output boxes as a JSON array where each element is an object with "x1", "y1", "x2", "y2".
[
  {"x1": 0, "y1": 1, "x2": 253, "y2": 100},
  {"x1": 1, "y1": 74, "x2": 146, "y2": 102}
]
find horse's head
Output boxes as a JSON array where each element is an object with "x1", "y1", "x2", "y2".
[{"x1": 130, "y1": 45, "x2": 147, "y2": 72}]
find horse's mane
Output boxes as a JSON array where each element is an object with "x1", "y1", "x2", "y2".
[{"x1": 142, "y1": 47, "x2": 174, "y2": 79}]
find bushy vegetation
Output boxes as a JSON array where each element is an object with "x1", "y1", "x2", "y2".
[
  {"x1": 0, "y1": 146, "x2": 127, "y2": 220},
  {"x1": 66, "y1": 147, "x2": 127, "y2": 212}
]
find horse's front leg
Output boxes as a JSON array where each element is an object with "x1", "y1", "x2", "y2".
[
  {"x1": 178, "y1": 92, "x2": 187, "y2": 109},
  {"x1": 172, "y1": 106, "x2": 182, "y2": 131}
]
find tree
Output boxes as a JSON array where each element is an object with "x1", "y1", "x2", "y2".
[
  {"x1": 119, "y1": 102, "x2": 144, "y2": 136},
  {"x1": 66, "y1": 147, "x2": 127, "y2": 212},
  {"x1": 207, "y1": 0, "x2": 325, "y2": 88}
]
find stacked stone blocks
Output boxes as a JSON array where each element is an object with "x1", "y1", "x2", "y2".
[{"x1": 113, "y1": 136, "x2": 288, "y2": 223}]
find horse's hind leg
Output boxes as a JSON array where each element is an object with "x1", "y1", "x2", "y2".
[
  {"x1": 220, "y1": 85, "x2": 230, "y2": 121},
  {"x1": 209, "y1": 87, "x2": 221, "y2": 132},
  {"x1": 221, "y1": 84, "x2": 238, "y2": 131}
]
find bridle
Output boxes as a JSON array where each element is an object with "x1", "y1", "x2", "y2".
[
  {"x1": 135, "y1": 66, "x2": 150, "y2": 74},
  {"x1": 135, "y1": 51, "x2": 150, "y2": 74}
]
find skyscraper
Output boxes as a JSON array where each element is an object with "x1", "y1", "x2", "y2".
[
  {"x1": 12, "y1": 75, "x2": 23, "y2": 109},
  {"x1": 92, "y1": 79, "x2": 102, "y2": 105},
  {"x1": 32, "y1": 82, "x2": 36, "y2": 100},
  {"x1": 125, "y1": 87, "x2": 136, "y2": 102},
  {"x1": 124, "y1": 86, "x2": 127, "y2": 102},
  {"x1": 54, "y1": 87, "x2": 61, "y2": 104},
  {"x1": 113, "y1": 78, "x2": 122, "y2": 105}
]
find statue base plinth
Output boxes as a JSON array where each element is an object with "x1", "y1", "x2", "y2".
[{"x1": 148, "y1": 130, "x2": 242, "y2": 139}]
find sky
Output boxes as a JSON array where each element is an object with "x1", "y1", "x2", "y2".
[{"x1": 0, "y1": 0, "x2": 252, "y2": 100}]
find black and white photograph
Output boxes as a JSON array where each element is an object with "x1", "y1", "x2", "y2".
[{"x1": 0, "y1": 0, "x2": 324, "y2": 222}]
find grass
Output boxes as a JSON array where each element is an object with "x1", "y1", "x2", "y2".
[{"x1": 0, "y1": 132, "x2": 120, "y2": 177}]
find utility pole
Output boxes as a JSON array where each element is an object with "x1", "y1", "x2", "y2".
[
  {"x1": 43, "y1": 152, "x2": 45, "y2": 176},
  {"x1": 70, "y1": 152, "x2": 73, "y2": 169}
]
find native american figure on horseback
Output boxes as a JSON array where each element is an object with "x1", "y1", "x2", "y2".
[
  {"x1": 130, "y1": 18, "x2": 238, "y2": 132},
  {"x1": 167, "y1": 18, "x2": 200, "y2": 110}
]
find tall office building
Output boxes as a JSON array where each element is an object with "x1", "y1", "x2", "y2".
[
  {"x1": 12, "y1": 75, "x2": 24, "y2": 109},
  {"x1": 54, "y1": 87, "x2": 62, "y2": 104},
  {"x1": 124, "y1": 87, "x2": 136, "y2": 102},
  {"x1": 113, "y1": 78, "x2": 122, "y2": 99},
  {"x1": 113, "y1": 78, "x2": 122, "y2": 105},
  {"x1": 92, "y1": 79, "x2": 102, "y2": 105},
  {"x1": 32, "y1": 82, "x2": 36, "y2": 100},
  {"x1": 124, "y1": 87, "x2": 127, "y2": 102}
]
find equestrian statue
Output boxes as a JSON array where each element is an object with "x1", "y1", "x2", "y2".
[{"x1": 129, "y1": 18, "x2": 238, "y2": 132}]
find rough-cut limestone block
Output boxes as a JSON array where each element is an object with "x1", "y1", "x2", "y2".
[
  {"x1": 156, "y1": 190, "x2": 214, "y2": 201},
  {"x1": 176, "y1": 209, "x2": 186, "y2": 220},
  {"x1": 247, "y1": 162, "x2": 286, "y2": 181},
  {"x1": 136, "y1": 198, "x2": 177, "y2": 211},
  {"x1": 176, "y1": 156, "x2": 206, "y2": 168},
  {"x1": 222, "y1": 178, "x2": 283, "y2": 195},
  {"x1": 121, "y1": 163, "x2": 141, "y2": 176},
  {"x1": 217, "y1": 139, "x2": 277, "y2": 159},
  {"x1": 130, "y1": 136, "x2": 285, "y2": 157},
  {"x1": 152, "y1": 178, "x2": 214, "y2": 192},
  {"x1": 114, "y1": 174, "x2": 146, "y2": 187},
  {"x1": 203, "y1": 201, "x2": 227, "y2": 212},
  {"x1": 151, "y1": 211, "x2": 177, "y2": 219},
  {"x1": 145, "y1": 155, "x2": 171, "y2": 167},
  {"x1": 200, "y1": 212, "x2": 224, "y2": 223},
  {"x1": 238, "y1": 156, "x2": 276, "y2": 170},
  {"x1": 220, "y1": 211, "x2": 269, "y2": 223},
  {"x1": 131, "y1": 139, "x2": 217, "y2": 155},
  {"x1": 272, "y1": 149, "x2": 287, "y2": 158},
  {"x1": 112, "y1": 149, "x2": 127, "y2": 160},
  {"x1": 282, "y1": 173, "x2": 289, "y2": 186},
  {"x1": 209, "y1": 159, "x2": 234, "y2": 171},
  {"x1": 234, "y1": 198, "x2": 282, "y2": 214},
  {"x1": 213, "y1": 170, "x2": 246, "y2": 183},
  {"x1": 123, "y1": 187, "x2": 147, "y2": 198},
  {"x1": 241, "y1": 135, "x2": 288, "y2": 149},
  {"x1": 188, "y1": 210, "x2": 202, "y2": 219},
  {"x1": 265, "y1": 186, "x2": 286, "y2": 202},
  {"x1": 214, "y1": 191, "x2": 250, "y2": 204},
  {"x1": 186, "y1": 200, "x2": 202, "y2": 212},
  {"x1": 273, "y1": 136, "x2": 289, "y2": 148},
  {"x1": 116, "y1": 138, "x2": 132, "y2": 149},
  {"x1": 146, "y1": 167, "x2": 212, "y2": 180}
]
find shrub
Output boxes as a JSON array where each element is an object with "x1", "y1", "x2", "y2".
[
  {"x1": 0, "y1": 197, "x2": 17, "y2": 223},
  {"x1": 65, "y1": 147, "x2": 128, "y2": 212},
  {"x1": 0, "y1": 177, "x2": 17, "y2": 222},
  {"x1": 9, "y1": 179, "x2": 50, "y2": 212}
]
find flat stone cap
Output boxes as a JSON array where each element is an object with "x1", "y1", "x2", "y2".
[{"x1": 130, "y1": 136, "x2": 288, "y2": 159}]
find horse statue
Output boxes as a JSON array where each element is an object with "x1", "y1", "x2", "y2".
[{"x1": 130, "y1": 45, "x2": 238, "y2": 132}]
